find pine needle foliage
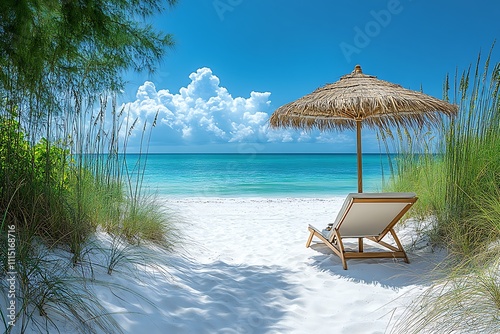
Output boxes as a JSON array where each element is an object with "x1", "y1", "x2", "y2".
[{"x1": 1, "y1": 1, "x2": 179, "y2": 332}]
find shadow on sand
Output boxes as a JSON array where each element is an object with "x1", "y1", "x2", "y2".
[
  {"x1": 308, "y1": 241, "x2": 447, "y2": 289},
  {"x1": 114, "y1": 254, "x2": 299, "y2": 334}
]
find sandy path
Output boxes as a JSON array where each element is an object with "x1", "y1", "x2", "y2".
[{"x1": 20, "y1": 197, "x2": 442, "y2": 334}]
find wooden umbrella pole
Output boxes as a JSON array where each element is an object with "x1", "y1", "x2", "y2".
[{"x1": 356, "y1": 120, "x2": 363, "y2": 193}]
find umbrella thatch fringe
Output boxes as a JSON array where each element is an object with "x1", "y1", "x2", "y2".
[
  {"x1": 269, "y1": 65, "x2": 458, "y2": 131},
  {"x1": 269, "y1": 112, "x2": 448, "y2": 131}
]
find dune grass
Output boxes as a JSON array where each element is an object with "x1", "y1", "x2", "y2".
[
  {"x1": 385, "y1": 49, "x2": 500, "y2": 333},
  {"x1": 0, "y1": 94, "x2": 178, "y2": 333},
  {"x1": 393, "y1": 248, "x2": 500, "y2": 334},
  {"x1": 0, "y1": 2, "x2": 180, "y2": 332}
]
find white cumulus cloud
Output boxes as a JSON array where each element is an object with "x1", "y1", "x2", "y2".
[{"x1": 122, "y1": 67, "x2": 353, "y2": 149}]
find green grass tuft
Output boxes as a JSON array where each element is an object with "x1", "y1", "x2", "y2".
[
  {"x1": 385, "y1": 47, "x2": 500, "y2": 333},
  {"x1": 1, "y1": 94, "x2": 179, "y2": 332}
]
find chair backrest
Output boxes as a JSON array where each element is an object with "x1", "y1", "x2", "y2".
[{"x1": 330, "y1": 193, "x2": 417, "y2": 239}]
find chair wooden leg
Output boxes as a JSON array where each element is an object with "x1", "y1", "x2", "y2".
[
  {"x1": 390, "y1": 229, "x2": 409, "y2": 263},
  {"x1": 340, "y1": 253, "x2": 348, "y2": 270},
  {"x1": 306, "y1": 230, "x2": 314, "y2": 248},
  {"x1": 358, "y1": 237, "x2": 363, "y2": 253},
  {"x1": 334, "y1": 231, "x2": 348, "y2": 270}
]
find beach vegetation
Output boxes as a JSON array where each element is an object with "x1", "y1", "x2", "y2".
[
  {"x1": 0, "y1": 0, "x2": 179, "y2": 332},
  {"x1": 392, "y1": 245, "x2": 500, "y2": 334},
  {"x1": 384, "y1": 48, "x2": 500, "y2": 333}
]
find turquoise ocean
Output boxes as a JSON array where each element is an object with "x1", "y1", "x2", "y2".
[{"x1": 131, "y1": 154, "x2": 396, "y2": 198}]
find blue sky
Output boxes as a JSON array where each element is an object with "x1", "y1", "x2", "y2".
[{"x1": 121, "y1": 0, "x2": 500, "y2": 153}]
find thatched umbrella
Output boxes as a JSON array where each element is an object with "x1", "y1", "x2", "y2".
[{"x1": 269, "y1": 65, "x2": 458, "y2": 193}]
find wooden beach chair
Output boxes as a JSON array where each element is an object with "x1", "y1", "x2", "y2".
[{"x1": 306, "y1": 192, "x2": 418, "y2": 270}]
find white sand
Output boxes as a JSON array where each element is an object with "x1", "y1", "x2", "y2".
[{"x1": 17, "y1": 197, "x2": 444, "y2": 333}]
